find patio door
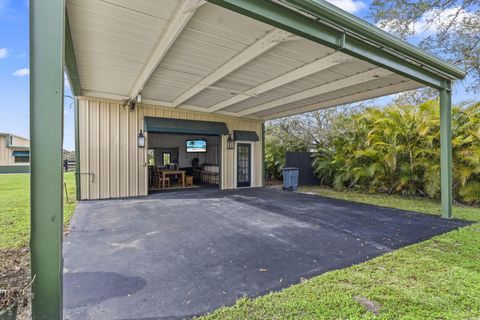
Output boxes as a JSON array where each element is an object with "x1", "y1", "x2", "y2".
[{"x1": 237, "y1": 143, "x2": 251, "y2": 187}]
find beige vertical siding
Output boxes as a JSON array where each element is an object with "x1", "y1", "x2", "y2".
[
  {"x1": 78, "y1": 96, "x2": 264, "y2": 200},
  {"x1": 0, "y1": 136, "x2": 10, "y2": 165},
  {"x1": 79, "y1": 98, "x2": 143, "y2": 200},
  {"x1": 0, "y1": 135, "x2": 30, "y2": 166},
  {"x1": 12, "y1": 136, "x2": 30, "y2": 147}
]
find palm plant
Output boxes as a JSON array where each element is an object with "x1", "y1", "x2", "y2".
[{"x1": 312, "y1": 100, "x2": 480, "y2": 204}]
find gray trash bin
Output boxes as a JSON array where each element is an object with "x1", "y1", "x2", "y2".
[{"x1": 282, "y1": 167, "x2": 299, "y2": 191}]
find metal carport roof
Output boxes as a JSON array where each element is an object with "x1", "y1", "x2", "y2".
[{"x1": 64, "y1": 0, "x2": 465, "y2": 121}]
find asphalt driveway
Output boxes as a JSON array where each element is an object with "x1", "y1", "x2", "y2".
[{"x1": 63, "y1": 187, "x2": 468, "y2": 320}]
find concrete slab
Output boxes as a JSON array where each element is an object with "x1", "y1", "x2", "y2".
[{"x1": 63, "y1": 188, "x2": 468, "y2": 320}]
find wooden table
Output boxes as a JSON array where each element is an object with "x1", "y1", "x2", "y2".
[{"x1": 160, "y1": 170, "x2": 186, "y2": 188}]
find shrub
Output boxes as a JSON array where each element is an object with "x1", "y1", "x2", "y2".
[{"x1": 312, "y1": 101, "x2": 480, "y2": 204}]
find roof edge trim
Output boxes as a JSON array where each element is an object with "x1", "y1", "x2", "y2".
[{"x1": 280, "y1": 0, "x2": 466, "y2": 80}]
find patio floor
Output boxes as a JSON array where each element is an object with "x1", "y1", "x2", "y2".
[{"x1": 63, "y1": 187, "x2": 468, "y2": 319}]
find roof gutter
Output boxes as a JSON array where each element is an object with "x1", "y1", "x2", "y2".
[{"x1": 280, "y1": 0, "x2": 466, "y2": 80}]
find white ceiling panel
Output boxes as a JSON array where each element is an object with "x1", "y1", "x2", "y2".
[
  {"x1": 221, "y1": 60, "x2": 374, "y2": 113},
  {"x1": 94, "y1": 0, "x2": 179, "y2": 20},
  {"x1": 67, "y1": 0, "x2": 179, "y2": 96},
  {"x1": 68, "y1": 0, "x2": 426, "y2": 120},
  {"x1": 254, "y1": 79, "x2": 423, "y2": 119}
]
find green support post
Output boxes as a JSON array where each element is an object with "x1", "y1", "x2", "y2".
[
  {"x1": 30, "y1": 0, "x2": 65, "y2": 319},
  {"x1": 439, "y1": 85, "x2": 453, "y2": 219}
]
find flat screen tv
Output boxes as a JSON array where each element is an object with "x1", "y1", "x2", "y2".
[{"x1": 186, "y1": 139, "x2": 207, "y2": 153}]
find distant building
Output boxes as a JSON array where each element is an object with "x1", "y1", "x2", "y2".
[{"x1": 0, "y1": 133, "x2": 30, "y2": 173}]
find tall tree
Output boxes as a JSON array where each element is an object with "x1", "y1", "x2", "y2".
[{"x1": 370, "y1": 0, "x2": 480, "y2": 92}]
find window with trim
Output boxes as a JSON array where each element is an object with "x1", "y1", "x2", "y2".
[
  {"x1": 15, "y1": 156, "x2": 29, "y2": 163},
  {"x1": 162, "y1": 152, "x2": 171, "y2": 166}
]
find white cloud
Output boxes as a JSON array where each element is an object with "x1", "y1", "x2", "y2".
[
  {"x1": 378, "y1": 7, "x2": 474, "y2": 36},
  {"x1": 0, "y1": 48, "x2": 7, "y2": 59},
  {"x1": 13, "y1": 68, "x2": 29, "y2": 77},
  {"x1": 325, "y1": 0, "x2": 365, "y2": 14},
  {"x1": 415, "y1": 7, "x2": 473, "y2": 34},
  {"x1": 64, "y1": 74, "x2": 71, "y2": 90}
]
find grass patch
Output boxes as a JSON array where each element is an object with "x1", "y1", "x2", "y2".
[
  {"x1": 1, "y1": 172, "x2": 77, "y2": 319},
  {"x1": 299, "y1": 186, "x2": 480, "y2": 222},
  {"x1": 198, "y1": 187, "x2": 480, "y2": 320},
  {"x1": 0, "y1": 172, "x2": 76, "y2": 249}
]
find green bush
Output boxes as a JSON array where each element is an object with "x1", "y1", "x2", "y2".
[
  {"x1": 265, "y1": 123, "x2": 311, "y2": 180},
  {"x1": 312, "y1": 101, "x2": 480, "y2": 204}
]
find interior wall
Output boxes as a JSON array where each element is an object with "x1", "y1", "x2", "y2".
[
  {"x1": 154, "y1": 148, "x2": 179, "y2": 166},
  {"x1": 148, "y1": 133, "x2": 219, "y2": 168},
  {"x1": 78, "y1": 96, "x2": 264, "y2": 200}
]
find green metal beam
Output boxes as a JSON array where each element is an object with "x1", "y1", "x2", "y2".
[
  {"x1": 206, "y1": 0, "x2": 464, "y2": 89},
  {"x1": 440, "y1": 86, "x2": 453, "y2": 219},
  {"x1": 74, "y1": 98, "x2": 81, "y2": 200},
  {"x1": 30, "y1": 0, "x2": 65, "y2": 319},
  {"x1": 65, "y1": 10, "x2": 81, "y2": 96}
]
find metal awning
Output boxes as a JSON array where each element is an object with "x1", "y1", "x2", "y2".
[
  {"x1": 234, "y1": 130, "x2": 259, "y2": 141},
  {"x1": 144, "y1": 117, "x2": 229, "y2": 135},
  {"x1": 12, "y1": 151, "x2": 30, "y2": 157},
  {"x1": 65, "y1": 0, "x2": 464, "y2": 121}
]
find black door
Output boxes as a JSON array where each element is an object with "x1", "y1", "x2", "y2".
[{"x1": 237, "y1": 143, "x2": 251, "y2": 187}]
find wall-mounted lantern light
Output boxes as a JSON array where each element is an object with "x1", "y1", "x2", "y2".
[
  {"x1": 227, "y1": 134, "x2": 235, "y2": 149},
  {"x1": 138, "y1": 130, "x2": 145, "y2": 148}
]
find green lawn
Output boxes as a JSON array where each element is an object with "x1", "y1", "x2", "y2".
[
  {"x1": 2, "y1": 175, "x2": 479, "y2": 319},
  {"x1": 300, "y1": 186, "x2": 480, "y2": 222},
  {"x1": 0, "y1": 172, "x2": 76, "y2": 249},
  {"x1": 199, "y1": 187, "x2": 480, "y2": 320}
]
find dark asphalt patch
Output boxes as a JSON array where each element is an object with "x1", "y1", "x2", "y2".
[{"x1": 63, "y1": 187, "x2": 468, "y2": 319}]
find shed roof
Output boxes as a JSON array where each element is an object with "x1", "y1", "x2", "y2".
[{"x1": 65, "y1": 0, "x2": 465, "y2": 121}]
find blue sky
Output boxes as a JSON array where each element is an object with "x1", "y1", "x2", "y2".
[{"x1": 0, "y1": 0, "x2": 477, "y2": 151}]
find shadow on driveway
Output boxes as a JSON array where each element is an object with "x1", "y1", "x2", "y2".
[{"x1": 64, "y1": 272, "x2": 147, "y2": 309}]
